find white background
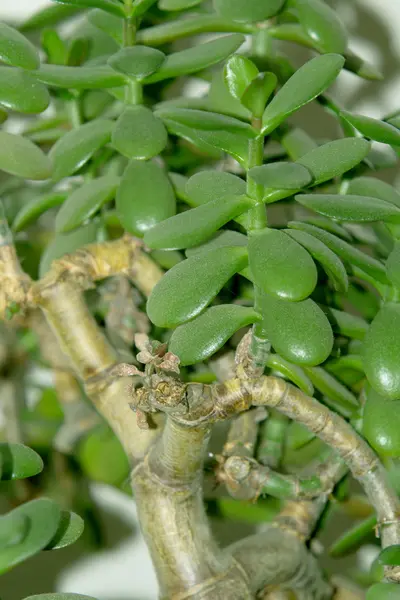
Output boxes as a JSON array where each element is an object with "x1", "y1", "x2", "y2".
[{"x1": 1, "y1": 1, "x2": 400, "y2": 599}]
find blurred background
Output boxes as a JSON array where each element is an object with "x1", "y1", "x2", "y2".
[{"x1": 1, "y1": 1, "x2": 400, "y2": 598}]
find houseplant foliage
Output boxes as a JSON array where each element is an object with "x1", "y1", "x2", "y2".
[{"x1": 1, "y1": 0, "x2": 400, "y2": 598}]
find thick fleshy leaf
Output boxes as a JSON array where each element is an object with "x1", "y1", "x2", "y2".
[
  {"x1": 49, "y1": 119, "x2": 114, "y2": 181},
  {"x1": 0, "y1": 132, "x2": 51, "y2": 180},
  {"x1": 116, "y1": 160, "x2": 176, "y2": 237},
  {"x1": 241, "y1": 72, "x2": 277, "y2": 119},
  {"x1": 375, "y1": 545, "x2": 400, "y2": 567},
  {"x1": 51, "y1": 0, "x2": 125, "y2": 17},
  {"x1": 0, "y1": 512, "x2": 28, "y2": 548},
  {"x1": 45, "y1": 511, "x2": 84, "y2": 551},
  {"x1": 288, "y1": 221, "x2": 388, "y2": 284},
  {"x1": 258, "y1": 294, "x2": 333, "y2": 366},
  {"x1": 249, "y1": 162, "x2": 312, "y2": 190},
  {"x1": 144, "y1": 195, "x2": 254, "y2": 250},
  {"x1": 145, "y1": 34, "x2": 245, "y2": 83},
  {"x1": 20, "y1": 4, "x2": 84, "y2": 31},
  {"x1": 319, "y1": 306, "x2": 368, "y2": 340},
  {"x1": 285, "y1": 229, "x2": 348, "y2": 292},
  {"x1": 0, "y1": 499, "x2": 61, "y2": 575},
  {"x1": 0, "y1": 23, "x2": 40, "y2": 69},
  {"x1": 132, "y1": 0, "x2": 159, "y2": 17},
  {"x1": 366, "y1": 583, "x2": 400, "y2": 600},
  {"x1": 303, "y1": 366, "x2": 358, "y2": 416},
  {"x1": 157, "y1": 107, "x2": 256, "y2": 165},
  {"x1": 41, "y1": 29, "x2": 68, "y2": 65},
  {"x1": 39, "y1": 222, "x2": 99, "y2": 276},
  {"x1": 169, "y1": 304, "x2": 260, "y2": 365},
  {"x1": 107, "y1": 46, "x2": 165, "y2": 79},
  {"x1": 363, "y1": 387, "x2": 400, "y2": 457},
  {"x1": 224, "y1": 55, "x2": 259, "y2": 101},
  {"x1": 0, "y1": 444, "x2": 43, "y2": 481},
  {"x1": 208, "y1": 66, "x2": 252, "y2": 120},
  {"x1": 248, "y1": 229, "x2": 317, "y2": 301},
  {"x1": 363, "y1": 303, "x2": 400, "y2": 400},
  {"x1": 12, "y1": 193, "x2": 66, "y2": 232},
  {"x1": 282, "y1": 128, "x2": 318, "y2": 161},
  {"x1": 147, "y1": 246, "x2": 248, "y2": 327},
  {"x1": 341, "y1": 110, "x2": 400, "y2": 146},
  {"x1": 266, "y1": 354, "x2": 314, "y2": 396},
  {"x1": 56, "y1": 176, "x2": 119, "y2": 233},
  {"x1": 35, "y1": 64, "x2": 126, "y2": 89},
  {"x1": 213, "y1": 0, "x2": 285, "y2": 22},
  {"x1": 185, "y1": 229, "x2": 247, "y2": 257},
  {"x1": 345, "y1": 176, "x2": 400, "y2": 209},
  {"x1": 344, "y1": 50, "x2": 383, "y2": 81},
  {"x1": 112, "y1": 106, "x2": 168, "y2": 160},
  {"x1": 159, "y1": 0, "x2": 203, "y2": 9},
  {"x1": 88, "y1": 9, "x2": 124, "y2": 45},
  {"x1": 329, "y1": 514, "x2": 377, "y2": 557},
  {"x1": 296, "y1": 138, "x2": 370, "y2": 185},
  {"x1": 0, "y1": 68, "x2": 50, "y2": 114},
  {"x1": 262, "y1": 54, "x2": 345, "y2": 135},
  {"x1": 296, "y1": 193, "x2": 400, "y2": 223},
  {"x1": 387, "y1": 243, "x2": 400, "y2": 290},
  {"x1": 292, "y1": 0, "x2": 347, "y2": 54},
  {"x1": 185, "y1": 170, "x2": 246, "y2": 207}
]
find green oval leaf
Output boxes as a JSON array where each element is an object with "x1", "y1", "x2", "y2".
[
  {"x1": 45, "y1": 511, "x2": 84, "y2": 551},
  {"x1": 0, "y1": 499, "x2": 61, "y2": 575},
  {"x1": 39, "y1": 221, "x2": 99, "y2": 276},
  {"x1": 145, "y1": 33, "x2": 245, "y2": 83},
  {"x1": 292, "y1": 0, "x2": 347, "y2": 54},
  {"x1": 284, "y1": 229, "x2": 348, "y2": 293},
  {"x1": 144, "y1": 195, "x2": 253, "y2": 250},
  {"x1": 288, "y1": 221, "x2": 388, "y2": 284},
  {"x1": 258, "y1": 294, "x2": 333, "y2": 366},
  {"x1": 49, "y1": 119, "x2": 113, "y2": 181},
  {"x1": 363, "y1": 303, "x2": 400, "y2": 400},
  {"x1": 363, "y1": 387, "x2": 400, "y2": 457},
  {"x1": 213, "y1": 0, "x2": 285, "y2": 22},
  {"x1": 0, "y1": 23, "x2": 40, "y2": 69},
  {"x1": 249, "y1": 162, "x2": 312, "y2": 191},
  {"x1": 107, "y1": 46, "x2": 165, "y2": 79},
  {"x1": 266, "y1": 354, "x2": 314, "y2": 396},
  {"x1": 249, "y1": 229, "x2": 317, "y2": 301},
  {"x1": 329, "y1": 514, "x2": 377, "y2": 557},
  {"x1": 35, "y1": 64, "x2": 126, "y2": 89},
  {"x1": 169, "y1": 304, "x2": 260, "y2": 365},
  {"x1": 185, "y1": 229, "x2": 247, "y2": 258},
  {"x1": 0, "y1": 514, "x2": 29, "y2": 549},
  {"x1": 262, "y1": 54, "x2": 345, "y2": 135},
  {"x1": 376, "y1": 545, "x2": 400, "y2": 567},
  {"x1": 224, "y1": 55, "x2": 259, "y2": 101},
  {"x1": 366, "y1": 583, "x2": 400, "y2": 600},
  {"x1": 282, "y1": 128, "x2": 318, "y2": 161},
  {"x1": 159, "y1": 0, "x2": 203, "y2": 11},
  {"x1": 303, "y1": 366, "x2": 358, "y2": 416},
  {"x1": 147, "y1": 246, "x2": 248, "y2": 327},
  {"x1": 56, "y1": 175, "x2": 119, "y2": 233},
  {"x1": 116, "y1": 160, "x2": 176, "y2": 237},
  {"x1": 387, "y1": 243, "x2": 400, "y2": 290},
  {"x1": 12, "y1": 193, "x2": 66, "y2": 233},
  {"x1": 296, "y1": 138, "x2": 371, "y2": 185},
  {"x1": 345, "y1": 176, "x2": 400, "y2": 209},
  {"x1": 0, "y1": 67, "x2": 50, "y2": 114},
  {"x1": 0, "y1": 444, "x2": 43, "y2": 480},
  {"x1": 112, "y1": 106, "x2": 168, "y2": 160},
  {"x1": 241, "y1": 71, "x2": 277, "y2": 119},
  {"x1": 51, "y1": 0, "x2": 125, "y2": 17},
  {"x1": 185, "y1": 170, "x2": 246, "y2": 207},
  {"x1": 296, "y1": 193, "x2": 400, "y2": 223},
  {"x1": 0, "y1": 132, "x2": 51, "y2": 180},
  {"x1": 341, "y1": 110, "x2": 400, "y2": 146}
]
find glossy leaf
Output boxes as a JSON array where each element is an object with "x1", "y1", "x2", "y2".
[
  {"x1": 341, "y1": 110, "x2": 400, "y2": 146},
  {"x1": 266, "y1": 354, "x2": 314, "y2": 396},
  {"x1": 249, "y1": 162, "x2": 312, "y2": 190},
  {"x1": 147, "y1": 246, "x2": 248, "y2": 327},
  {"x1": 49, "y1": 119, "x2": 114, "y2": 181},
  {"x1": 303, "y1": 366, "x2": 359, "y2": 415},
  {"x1": 107, "y1": 46, "x2": 165, "y2": 79},
  {"x1": 366, "y1": 583, "x2": 400, "y2": 600},
  {"x1": 145, "y1": 34, "x2": 245, "y2": 83},
  {"x1": 88, "y1": 9, "x2": 124, "y2": 46},
  {"x1": 262, "y1": 54, "x2": 345, "y2": 134},
  {"x1": 224, "y1": 55, "x2": 259, "y2": 100},
  {"x1": 248, "y1": 229, "x2": 317, "y2": 301},
  {"x1": 185, "y1": 170, "x2": 246, "y2": 207},
  {"x1": 45, "y1": 511, "x2": 84, "y2": 551},
  {"x1": 12, "y1": 193, "x2": 66, "y2": 232},
  {"x1": 51, "y1": 0, "x2": 125, "y2": 17},
  {"x1": 112, "y1": 106, "x2": 168, "y2": 160},
  {"x1": 288, "y1": 221, "x2": 388, "y2": 284},
  {"x1": 169, "y1": 305, "x2": 260, "y2": 365},
  {"x1": 296, "y1": 138, "x2": 370, "y2": 185},
  {"x1": 296, "y1": 193, "x2": 400, "y2": 223},
  {"x1": 329, "y1": 514, "x2": 377, "y2": 557},
  {"x1": 241, "y1": 72, "x2": 277, "y2": 118},
  {"x1": 292, "y1": 0, "x2": 347, "y2": 54},
  {"x1": 41, "y1": 29, "x2": 67, "y2": 65},
  {"x1": 319, "y1": 306, "x2": 368, "y2": 340},
  {"x1": 363, "y1": 387, "x2": 400, "y2": 457},
  {"x1": 185, "y1": 229, "x2": 247, "y2": 257},
  {"x1": 282, "y1": 128, "x2": 318, "y2": 161},
  {"x1": 363, "y1": 303, "x2": 400, "y2": 400},
  {"x1": 345, "y1": 176, "x2": 400, "y2": 209},
  {"x1": 116, "y1": 160, "x2": 176, "y2": 237},
  {"x1": 0, "y1": 67, "x2": 50, "y2": 114},
  {"x1": 56, "y1": 176, "x2": 119, "y2": 233},
  {"x1": 39, "y1": 222, "x2": 99, "y2": 276},
  {"x1": 213, "y1": 0, "x2": 285, "y2": 22},
  {"x1": 258, "y1": 294, "x2": 333, "y2": 366},
  {"x1": 0, "y1": 132, "x2": 51, "y2": 180},
  {"x1": 144, "y1": 195, "x2": 254, "y2": 250},
  {"x1": 0, "y1": 23, "x2": 39, "y2": 69},
  {"x1": 0, "y1": 444, "x2": 43, "y2": 481},
  {"x1": 285, "y1": 229, "x2": 348, "y2": 292},
  {"x1": 0, "y1": 499, "x2": 60, "y2": 575},
  {"x1": 35, "y1": 64, "x2": 126, "y2": 89},
  {"x1": 387, "y1": 243, "x2": 400, "y2": 289}
]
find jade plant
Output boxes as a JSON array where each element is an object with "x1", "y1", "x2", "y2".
[{"x1": 1, "y1": 0, "x2": 400, "y2": 598}]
